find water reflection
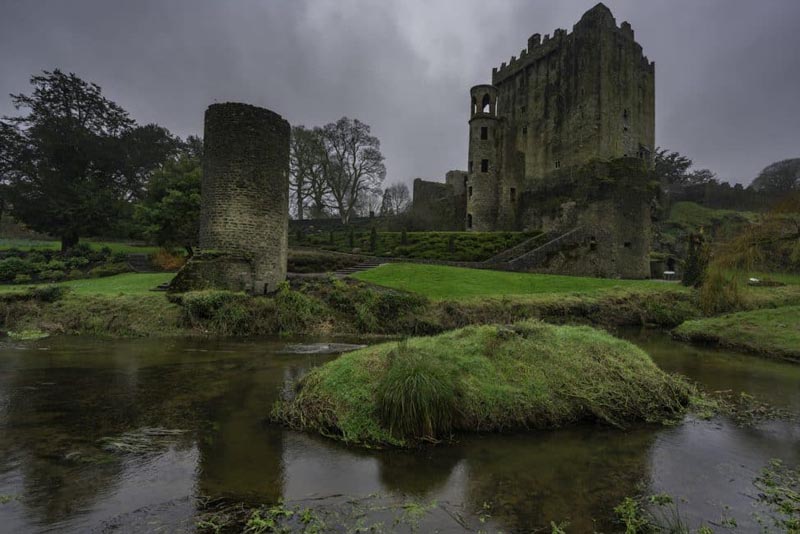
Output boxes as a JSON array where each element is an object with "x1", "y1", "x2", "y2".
[{"x1": 0, "y1": 332, "x2": 797, "y2": 532}]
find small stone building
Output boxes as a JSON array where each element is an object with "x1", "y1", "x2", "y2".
[{"x1": 171, "y1": 102, "x2": 291, "y2": 293}]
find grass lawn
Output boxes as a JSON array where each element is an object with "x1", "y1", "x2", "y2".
[
  {"x1": 673, "y1": 305, "x2": 800, "y2": 361},
  {"x1": 0, "y1": 273, "x2": 174, "y2": 296},
  {"x1": 0, "y1": 238, "x2": 159, "y2": 254},
  {"x1": 352, "y1": 263, "x2": 671, "y2": 300}
]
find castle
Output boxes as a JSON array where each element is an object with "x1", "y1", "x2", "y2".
[{"x1": 412, "y1": 3, "x2": 656, "y2": 278}]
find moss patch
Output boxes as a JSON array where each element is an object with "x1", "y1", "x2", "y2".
[
  {"x1": 673, "y1": 305, "x2": 800, "y2": 362},
  {"x1": 273, "y1": 321, "x2": 692, "y2": 447}
]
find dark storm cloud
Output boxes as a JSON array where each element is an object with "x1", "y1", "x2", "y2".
[{"x1": 2, "y1": 0, "x2": 799, "y2": 185}]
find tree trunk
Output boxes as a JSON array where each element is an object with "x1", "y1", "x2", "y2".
[
  {"x1": 61, "y1": 231, "x2": 79, "y2": 252},
  {"x1": 296, "y1": 196, "x2": 304, "y2": 221},
  {"x1": 185, "y1": 244, "x2": 194, "y2": 258}
]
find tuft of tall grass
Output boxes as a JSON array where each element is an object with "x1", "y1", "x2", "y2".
[{"x1": 376, "y1": 342, "x2": 457, "y2": 441}]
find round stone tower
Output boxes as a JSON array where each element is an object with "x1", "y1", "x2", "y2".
[
  {"x1": 466, "y1": 84, "x2": 500, "y2": 231},
  {"x1": 171, "y1": 102, "x2": 290, "y2": 294}
]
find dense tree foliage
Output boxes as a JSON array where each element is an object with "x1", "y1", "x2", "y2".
[
  {"x1": 654, "y1": 147, "x2": 717, "y2": 186},
  {"x1": 0, "y1": 70, "x2": 179, "y2": 250},
  {"x1": 134, "y1": 155, "x2": 201, "y2": 255},
  {"x1": 750, "y1": 158, "x2": 800, "y2": 194}
]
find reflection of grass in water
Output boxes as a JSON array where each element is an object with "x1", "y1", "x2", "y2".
[{"x1": 99, "y1": 427, "x2": 186, "y2": 455}]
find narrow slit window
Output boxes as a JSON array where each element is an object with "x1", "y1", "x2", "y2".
[
  {"x1": 481, "y1": 159, "x2": 489, "y2": 172},
  {"x1": 468, "y1": 186, "x2": 473, "y2": 198},
  {"x1": 480, "y1": 126, "x2": 488, "y2": 140},
  {"x1": 467, "y1": 214, "x2": 473, "y2": 228},
  {"x1": 510, "y1": 187, "x2": 516, "y2": 202}
]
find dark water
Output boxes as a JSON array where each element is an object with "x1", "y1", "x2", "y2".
[{"x1": 0, "y1": 331, "x2": 798, "y2": 533}]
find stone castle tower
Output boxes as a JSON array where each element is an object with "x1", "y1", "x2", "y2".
[
  {"x1": 466, "y1": 3, "x2": 655, "y2": 231},
  {"x1": 171, "y1": 102, "x2": 291, "y2": 294}
]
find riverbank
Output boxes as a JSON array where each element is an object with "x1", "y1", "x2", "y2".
[
  {"x1": 673, "y1": 305, "x2": 800, "y2": 363},
  {"x1": 272, "y1": 321, "x2": 692, "y2": 447},
  {"x1": 3, "y1": 271, "x2": 800, "y2": 340}
]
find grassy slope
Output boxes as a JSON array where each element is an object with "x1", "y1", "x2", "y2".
[
  {"x1": 0, "y1": 272, "x2": 174, "y2": 295},
  {"x1": 353, "y1": 263, "x2": 669, "y2": 300},
  {"x1": 667, "y1": 201, "x2": 758, "y2": 228},
  {"x1": 674, "y1": 305, "x2": 800, "y2": 362},
  {"x1": 0, "y1": 238, "x2": 158, "y2": 254},
  {"x1": 274, "y1": 321, "x2": 691, "y2": 447}
]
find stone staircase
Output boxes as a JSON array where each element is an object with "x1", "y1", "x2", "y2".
[
  {"x1": 483, "y1": 231, "x2": 553, "y2": 264},
  {"x1": 126, "y1": 253, "x2": 156, "y2": 273},
  {"x1": 506, "y1": 227, "x2": 585, "y2": 271},
  {"x1": 333, "y1": 258, "x2": 385, "y2": 277}
]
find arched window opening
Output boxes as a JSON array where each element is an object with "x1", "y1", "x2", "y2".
[
  {"x1": 467, "y1": 214, "x2": 473, "y2": 228},
  {"x1": 481, "y1": 94, "x2": 491, "y2": 113}
]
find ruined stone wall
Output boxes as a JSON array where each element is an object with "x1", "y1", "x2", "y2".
[
  {"x1": 410, "y1": 178, "x2": 464, "y2": 231},
  {"x1": 172, "y1": 102, "x2": 290, "y2": 294},
  {"x1": 514, "y1": 158, "x2": 653, "y2": 278},
  {"x1": 491, "y1": 3, "x2": 655, "y2": 184}
]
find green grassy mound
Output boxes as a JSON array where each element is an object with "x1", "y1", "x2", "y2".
[
  {"x1": 673, "y1": 305, "x2": 800, "y2": 362},
  {"x1": 273, "y1": 321, "x2": 692, "y2": 447}
]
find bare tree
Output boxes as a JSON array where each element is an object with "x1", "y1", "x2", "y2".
[
  {"x1": 320, "y1": 117, "x2": 386, "y2": 224},
  {"x1": 380, "y1": 182, "x2": 410, "y2": 215},
  {"x1": 290, "y1": 125, "x2": 329, "y2": 220}
]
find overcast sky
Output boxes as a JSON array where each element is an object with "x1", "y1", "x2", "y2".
[{"x1": 2, "y1": 0, "x2": 799, "y2": 186}]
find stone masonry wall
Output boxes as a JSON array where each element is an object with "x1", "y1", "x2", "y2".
[{"x1": 172, "y1": 102, "x2": 290, "y2": 294}]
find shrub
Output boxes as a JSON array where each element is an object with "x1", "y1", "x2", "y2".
[
  {"x1": 28, "y1": 284, "x2": 70, "y2": 302},
  {"x1": 39, "y1": 269, "x2": 66, "y2": 281},
  {"x1": 66, "y1": 256, "x2": 89, "y2": 270},
  {"x1": 66, "y1": 242, "x2": 92, "y2": 258},
  {"x1": 45, "y1": 259, "x2": 67, "y2": 271},
  {"x1": 88, "y1": 262, "x2": 131, "y2": 278},
  {"x1": 273, "y1": 282, "x2": 329, "y2": 333},
  {"x1": 27, "y1": 252, "x2": 47, "y2": 265},
  {"x1": 0, "y1": 257, "x2": 33, "y2": 281},
  {"x1": 111, "y1": 251, "x2": 129, "y2": 263},
  {"x1": 150, "y1": 249, "x2": 185, "y2": 271},
  {"x1": 67, "y1": 269, "x2": 84, "y2": 280},
  {"x1": 13, "y1": 274, "x2": 32, "y2": 284},
  {"x1": 178, "y1": 290, "x2": 251, "y2": 335}
]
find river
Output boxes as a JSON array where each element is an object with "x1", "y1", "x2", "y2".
[{"x1": 0, "y1": 331, "x2": 798, "y2": 532}]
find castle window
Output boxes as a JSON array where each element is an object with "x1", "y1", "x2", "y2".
[
  {"x1": 480, "y1": 126, "x2": 488, "y2": 140},
  {"x1": 481, "y1": 94, "x2": 491, "y2": 113},
  {"x1": 467, "y1": 214, "x2": 473, "y2": 228},
  {"x1": 589, "y1": 236, "x2": 597, "y2": 251},
  {"x1": 468, "y1": 186, "x2": 473, "y2": 198},
  {"x1": 623, "y1": 109, "x2": 629, "y2": 120},
  {"x1": 471, "y1": 96, "x2": 477, "y2": 116},
  {"x1": 521, "y1": 105, "x2": 527, "y2": 114},
  {"x1": 510, "y1": 188, "x2": 517, "y2": 202},
  {"x1": 555, "y1": 160, "x2": 561, "y2": 169},
  {"x1": 522, "y1": 126, "x2": 528, "y2": 135},
  {"x1": 481, "y1": 159, "x2": 489, "y2": 172},
  {"x1": 623, "y1": 241, "x2": 632, "y2": 249}
]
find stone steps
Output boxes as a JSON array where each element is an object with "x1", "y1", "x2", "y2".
[
  {"x1": 333, "y1": 260, "x2": 385, "y2": 277},
  {"x1": 483, "y1": 231, "x2": 552, "y2": 264},
  {"x1": 506, "y1": 227, "x2": 585, "y2": 270},
  {"x1": 126, "y1": 253, "x2": 156, "y2": 273}
]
